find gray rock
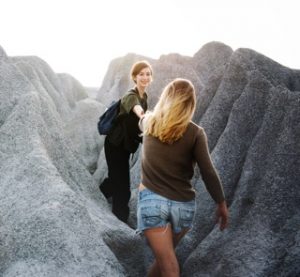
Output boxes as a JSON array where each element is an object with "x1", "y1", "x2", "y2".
[
  {"x1": 192, "y1": 42, "x2": 233, "y2": 121},
  {"x1": 57, "y1": 73, "x2": 88, "y2": 108},
  {"x1": 193, "y1": 41, "x2": 233, "y2": 84},
  {"x1": 96, "y1": 42, "x2": 300, "y2": 276},
  {"x1": 9, "y1": 56, "x2": 71, "y2": 119},
  {"x1": 0, "y1": 45, "x2": 8, "y2": 61},
  {"x1": 181, "y1": 48, "x2": 300, "y2": 277},
  {"x1": 0, "y1": 50, "x2": 146, "y2": 277},
  {"x1": 1, "y1": 41, "x2": 299, "y2": 277},
  {"x1": 85, "y1": 87, "x2": 99, "y2": 99},
  {"x1": 64, "y1": 98, "x2": 105, "y2": 174}
]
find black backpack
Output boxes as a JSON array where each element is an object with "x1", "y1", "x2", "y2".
[
  {"x1": 97, "y1": 99, "x2": 121, "y2": 135},
  {"x1": 97, "y1": 89, "x2": 137, "y2": 136}
]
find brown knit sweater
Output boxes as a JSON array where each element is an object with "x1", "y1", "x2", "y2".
[{"x1": 140, "y1": 120, "x2": 225, "y2": 203}]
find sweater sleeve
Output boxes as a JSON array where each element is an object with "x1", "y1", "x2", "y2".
[
  {"x1": 193, "y1": 128, "x2": 225, "y2": 203},
  {"x1": 121, "y1": 94, "x2": 140, "y2": 114}
]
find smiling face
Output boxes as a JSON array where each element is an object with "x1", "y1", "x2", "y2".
[
  {"x1": 130, "y1": 61, "x2": 153, "y2": 93},
  {"x1": 134, "y1": 67, "x2": 152, "y2": 90}
]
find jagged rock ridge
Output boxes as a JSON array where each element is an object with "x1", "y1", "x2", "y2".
[
  {"x1": 96, "y1": 42, "x2": 300, "y2": 277},
  {"x1": 0, "y1": 41, "x2": 299, "y2": 276},
  {"x1": 0, "y1": 51, "x2": 145, "y2": 276}
]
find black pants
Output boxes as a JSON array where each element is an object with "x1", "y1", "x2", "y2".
[{"x1": 100, "y1": 137, "x2": 131, "y2": 223}]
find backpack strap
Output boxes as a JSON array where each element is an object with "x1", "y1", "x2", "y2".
[{"x1": 126, "y1": 87, "x2": 138, "y2": 97}]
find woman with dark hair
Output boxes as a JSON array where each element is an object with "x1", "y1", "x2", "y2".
[
  {"x1": 137, "y1": 78, "x2": 228, "y2": 276},
  {"x1": 100, "y1": 60, "x2": 153, "y2": 223}
]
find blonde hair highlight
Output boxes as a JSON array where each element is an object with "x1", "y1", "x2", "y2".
[{"x1": 144, "y1": 78, "x2": 196, "y2": 144}]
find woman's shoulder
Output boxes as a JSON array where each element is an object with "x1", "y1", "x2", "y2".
[
  {"x1": 122, "y1": 88, "x2": 137, "y2": 100},
  {"x1": 121, "y1": 88, "x2": 148, "y2": 102},
  {"x1": 188, "y1": 121, "x2": 205, "y2": 135},
  {"x1": 186, "y1": 122, "x2": 207, "y2": 145},
  {"x1": 120, "y1": 88, "x2": 140, "y2": 110}
]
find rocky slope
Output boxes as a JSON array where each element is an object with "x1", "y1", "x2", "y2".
[
  {"x1": 96, "y1": 41, "x2": 300, "y2": 276},
  {"x1": 0, "y1": 46, "x2": 145, "y2": 277},
  {"x1": 0, "y1": 42, "x2": 299, "y2": 276}
]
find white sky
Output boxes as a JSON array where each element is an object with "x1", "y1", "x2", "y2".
[{"x1": 1, "y1": 0, "x2": 299, "y2": 87}]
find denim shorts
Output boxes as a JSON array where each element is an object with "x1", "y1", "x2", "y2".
[{"x1": 136, "y1": 188, "x2": 196, "y2": 234}]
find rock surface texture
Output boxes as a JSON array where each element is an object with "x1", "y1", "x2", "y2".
[
  {"x1": 0, "y1": 41, "x2": 299, "y2": 276},
  {"x1": 0, "y1": 51, "x2": 144, "y2": 276}
]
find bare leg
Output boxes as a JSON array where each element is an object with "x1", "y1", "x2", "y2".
[
  {"x1": 147, "y1": 260, "x2": 161, "y2": 277},
  {"x1": 145, "y1": 226, "x2": 190, "y2": 277},
  {"x1": 172, "y1": 228, "x2": 190, "y2": 247},
  {"x1": 144, "y1": 225, "x2": 178, "y2": 277}
]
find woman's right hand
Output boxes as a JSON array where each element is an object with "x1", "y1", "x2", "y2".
[
  {"x1": 133, "y1": 104, "x2": 144, "y2": 118},
  {"x1": 216, "y1": 201, "x2": 229, "y2": 231}
]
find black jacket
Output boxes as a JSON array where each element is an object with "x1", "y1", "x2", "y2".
[{"x1": 107, "y1": 88, "x2": 148, "y2": 153}]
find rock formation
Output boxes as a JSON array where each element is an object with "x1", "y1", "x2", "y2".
[
  {"x1": 0, "y1": 41, "x2": 299, "y2": 276},
  {"x1": 0, "y1": 51, "x2": 145, "y2": 276},
  {"x1": 96, "y1": 41, "x2": 300, "y2": 276}
]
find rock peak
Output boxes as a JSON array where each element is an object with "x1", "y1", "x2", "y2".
[{"x1": 0, "y1": 45, "x2": 8, "y2": 61}]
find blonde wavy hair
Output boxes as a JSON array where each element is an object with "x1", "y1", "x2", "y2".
[{"x1": 144, "y1": 78, "x2": 196, "y2": 144}]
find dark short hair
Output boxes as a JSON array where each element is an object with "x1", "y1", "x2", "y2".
[{"x1": 130, "y1": 60, "x2": 153, "y2": 83}]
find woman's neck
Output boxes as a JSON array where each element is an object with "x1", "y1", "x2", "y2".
[{"x1": 136, "y1": 85, "x2": 145, "y2": 97}]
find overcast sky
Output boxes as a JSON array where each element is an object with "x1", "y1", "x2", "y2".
[{"x1": 1, "y1": 0, "x2": 299, "y2": 87}]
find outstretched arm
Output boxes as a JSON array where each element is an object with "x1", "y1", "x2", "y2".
[{"x1": 133, "y1": 104, "x2": 145, "y2": 118}]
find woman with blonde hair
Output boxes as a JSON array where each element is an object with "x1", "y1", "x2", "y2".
[{"x1": 137, "y1": 78, "x2": 228, "y2": 277}]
